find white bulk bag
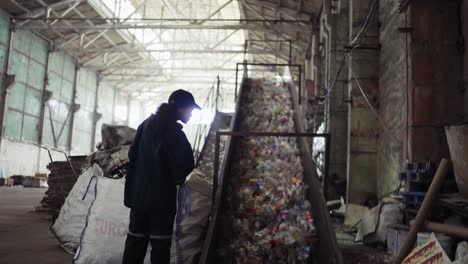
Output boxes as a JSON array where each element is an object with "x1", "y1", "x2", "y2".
[{"x1": 52, "y1": 164, "x2": 103, "y2": 253}]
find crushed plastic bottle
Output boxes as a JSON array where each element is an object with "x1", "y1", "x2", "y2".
[{"x1": 223, "y1": 79, "x2": 317, "y2": 263}]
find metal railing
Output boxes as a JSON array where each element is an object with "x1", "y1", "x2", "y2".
[{"x1": 192, "y1": 76, "x2": 221, "y2": 164}]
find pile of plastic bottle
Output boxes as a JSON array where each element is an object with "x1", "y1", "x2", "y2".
[{"x1": 227, "y1": 79, "x2": 316, "y2": 263}]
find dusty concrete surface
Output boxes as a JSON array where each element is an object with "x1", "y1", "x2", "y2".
[{"x1": 0, "y1": 187, "x2": 73, "y2": 264}]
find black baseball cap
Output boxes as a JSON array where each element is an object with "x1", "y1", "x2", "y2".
[{"x1": 168, "y1": 89, "x2": 201, "y2": 110}]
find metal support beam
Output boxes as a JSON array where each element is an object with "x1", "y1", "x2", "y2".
[
  {"x1": 90, "y1": 65, "x2": 237, "y2": 71},
  {"x1": 105, "y1": 79, "x2": 236, "y2": 84},
  {"x1": 90, "y1": 77, "x2": 101, "y2": 152},
  {"x1": 69, "y1": 47, "x2": 270, "y2": 54},
  {"x1": 17, "y1": 22, "x2": 311, "y2": 33},
  {"x1": 49, "y1": 1, "x2": 81, "y2": 26},
  {"x1": 197, "y1": 0, "x2": 234, "y2": 24},
  {"x1": 240, "y1": 0, "x2": 312, "y2": 20},
  {"x1": 210, "y1": 29, "x2": 240, "y2": 49},
  {"x1": 17, "y1": 0, "x2": 87, "y2": 26},
  {"x1": 38, "y1": 45, "x2": 51, "y2": 145},
  {"x1": 67, "y1": 62, "x2": 80, "y2": 153}
]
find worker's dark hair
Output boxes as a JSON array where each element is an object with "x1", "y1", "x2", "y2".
[{"x1": 154, "y1": 102, "x2": 178, "y2": 137}]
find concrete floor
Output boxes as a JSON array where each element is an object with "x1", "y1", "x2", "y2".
[{"x1": 0, "y1": 187, "x2": 73, "y2": 264}]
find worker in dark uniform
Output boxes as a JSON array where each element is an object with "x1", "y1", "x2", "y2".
[{"x1": 122, "y1": 89, "x2": 200, "y2": 264}]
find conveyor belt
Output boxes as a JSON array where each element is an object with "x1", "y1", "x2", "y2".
[{"x1": 199, "y1": 78, "x2": 342, "y2": 264}]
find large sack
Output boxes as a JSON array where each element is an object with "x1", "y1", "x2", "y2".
[
  {"x1": 51, "y1": 164, "x2": 103, "y2": 253},
  {"x1": 73, "y1": 170, "x2": 211, "y2": 264},
  {"x1": 72, "y1": 177, "x2": 150, "y2": 264},
  {"x1": 171, "y1": 169, "x2": 212, "y2": 264}
]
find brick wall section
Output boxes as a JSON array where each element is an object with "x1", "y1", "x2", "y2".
[
  {"x1": 409, "y1": 0, "x2": 464, "y2": 162},
  {"x1": 377, "y1": 0, "x2": 407, "y2": 196}
]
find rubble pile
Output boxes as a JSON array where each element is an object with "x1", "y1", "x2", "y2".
[{"x1": 224, "y1": 79, "x2": 316, "y2": 263}]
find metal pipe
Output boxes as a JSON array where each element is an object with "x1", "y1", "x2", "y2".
[
  {"x1": 410, "y1": 220, "x2": 468, "y2": 240},
  {"x1": 395, "y1": 159, "x2": 451, "y2": 264}
]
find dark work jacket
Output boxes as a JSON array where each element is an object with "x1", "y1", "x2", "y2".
[{"x1": 124, "y1": 114, "x2": 194, "y2": 214}]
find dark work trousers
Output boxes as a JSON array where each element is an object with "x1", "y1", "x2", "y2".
[{"x1": 122, "y1": 209, "x2": 175, "y2": 264}]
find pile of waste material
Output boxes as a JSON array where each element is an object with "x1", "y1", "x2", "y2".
[
  {"x1": 87, "y1": 124, "x2": 136, "y2": 178},
  {"x1": 38, "y1": 156, "x2": 88, "y2": 217},
  {"x1": 223, "y1": 79, "x2": 316, "y2": 263}
]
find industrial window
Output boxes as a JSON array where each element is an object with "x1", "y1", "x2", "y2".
[
  {"x1": 72, "y1": 68, "x2": 97, "y2": 154},
  {"x1": 42, "y1": 50, "x2": 76, "y2": 149},
  {"x1": 94, "y1": 83, "x2": 115, "y2": 145},
  {"x1": 4, "y1": 30, "x2": 47, "y2": 143},
  {"x1": 0, "y1": 14, "x2": 8, "y2": 90}
]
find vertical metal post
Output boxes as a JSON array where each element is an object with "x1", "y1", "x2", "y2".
[
  {"x1": 111, "y1": 85, "x2": 117, "y2": 124},
  {"x1": 90, "y1": 77, "x2": 100, "y2": 152},
  {"x1": 234, "y1": 63, "x2": 239, "y2": 101},
  {"x1": 67, "y1": 62, "x2": 79, "y2": 154},
  {"x1": 126, "y1": 95, "x2": 131, "y2": 126},
  {"x1": 38, "y1": 44, "x2": 51, "y2": 145},
  {"x1": 216, "y1": 75, "x2": 220, "y2": 112},
  {"x1": 243, "y1": 40, "x2": 248, "y2": 62},
  {"x1": 213, "y1": 132, "x2": 220, "y2": 202},
  {"x1": 288, "y1": 40, "x2": 292, "y2": 64},
  {"x1": 324, "y1": 134, "x2": 331, "y2": 200},
  {"x1": 299, "y1": 64, "x2": 302, "y2": 105}
]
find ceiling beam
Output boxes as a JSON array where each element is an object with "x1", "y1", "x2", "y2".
[
  {"x1": 240, "y1": 0, "x2": 312, "y2": 20},
  {"x1": 68, "y1": 47, "x2": 271, "y2": 54},
  {"x1": 17, "y1": 0, "x2": 87, "y2": 26},
  {"x1": 93, "y1": 66, "x2": 238, "y2": 71},
  {"x1": 17, "y1": 22, "x2": 311, "y2": 32},
  {"x1": 197, "y1": 0, "x2": 234, "y2": 24},
  {"x1": 104, "y1": 79, "x2": 236, "y2": 84}
]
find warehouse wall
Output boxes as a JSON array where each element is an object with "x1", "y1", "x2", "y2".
[
  {"x1": 347, "y1": 0, "x2": 379, "y2": 204},
  {"x1": 376, "y1": 0, "x2": 407, "y2": 196},
  {"x1": 409, "y1": 0, "x2": 464, "y2": 162},
  {"x1": 320, "y1": 1, "x2": 349, "y2": 192},
  {"x1": 313, "y1": 0, "x2": 467, "y2": 201},
  {"x1": 0, "y1": 9, "x2": 120, "y2": 177}
]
